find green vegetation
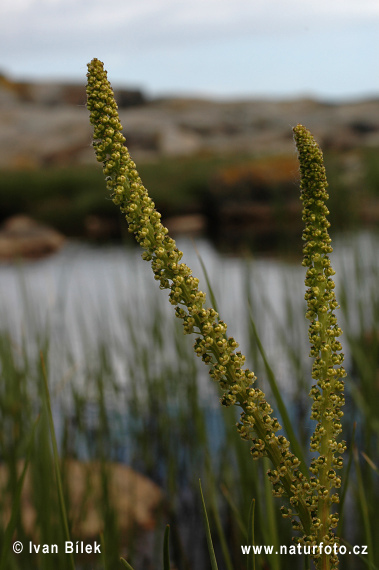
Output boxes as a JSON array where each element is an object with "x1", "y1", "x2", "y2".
[
  {"x1": 83, "y1": 58, "x2": 378, "y2": 568},
  {"x1": 0, "y1": 144, "x2": 378, "y2": 249},
  {"x1": 0, "y1": 245, "x2": 378, "y2": 569},
  {"x1": 1, "y1": 58, "x2": 379, "y2": 570},
  {"x1": 0, "y1": 156, "x2": 253, "y2": 234}
]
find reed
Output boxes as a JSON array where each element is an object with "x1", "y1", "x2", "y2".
[
  {"x1": 1, "y1": 240, "x2": 378, "y2": 567},
  {"x1": 86, "y1": 58, "x2": 348, "y2": 569}
]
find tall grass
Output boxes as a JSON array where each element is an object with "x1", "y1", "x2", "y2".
[{"x1": 0, "y1": 234, "x2": 378, "y2": 568}]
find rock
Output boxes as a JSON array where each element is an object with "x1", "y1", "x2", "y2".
[
  {"x1": 114, "y1": 88, "x2": 146, "y2": 109},
  {"x1": 0, "y1": 81, "x2": 378, "y2": 168},
  {"x1": 158, "y1": 126, "x2": 202, "y2": 156},
  {"x1": 0, "y1": 459, "x2": 163, "y2": 539},
  {"x1": 0, "y1": 103, "x2": 93, "y2": 168},
  {"x1": 0, "y1": 78, "x2": 146, "y2": 108},
  {"x1": 0, "y1": 215, "x2": 65, "y2": 260},
  {"x1": 164, "y1": 214, "x2": 207, "y2": 236},
  {"x1": 65, "y1": 460, "x2": 163, "y2": 537}
]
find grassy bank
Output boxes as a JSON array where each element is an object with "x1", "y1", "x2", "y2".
[{"x1": 0, "y1": 146, "x2": 378, "y2": 249}]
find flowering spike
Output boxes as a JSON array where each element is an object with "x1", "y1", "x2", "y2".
[
  {"x1": 294, "y1": 124, "x2": 346, "y2": 568},
  {"x1": 86, "y1": 60, "x2": 345, "y2": 568}
]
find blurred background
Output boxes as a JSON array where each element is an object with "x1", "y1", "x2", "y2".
[{"x1": 0, "y1": 1, "x2": 378, "y2": 569}]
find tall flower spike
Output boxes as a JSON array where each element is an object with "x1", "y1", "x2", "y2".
[
  {"x1": 87, "y1": 59, "x2": 344, "y2": 567},
  {"x1": 294, "y1": 125, "x2": 346, "y2": 569}
]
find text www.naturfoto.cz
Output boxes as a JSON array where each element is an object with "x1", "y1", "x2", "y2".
[{"x1": 241, "y1": 544, "x2": 368, "y2": 556}]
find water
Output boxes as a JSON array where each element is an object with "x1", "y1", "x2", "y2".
[
  {"x1": 0, "y1": 238, "x2": 301, "y2": 388},
  {"x1": 1, "y1": 231, "x2": 379, "y2": 398}
]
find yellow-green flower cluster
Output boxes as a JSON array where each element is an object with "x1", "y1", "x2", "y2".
[
  {"x1": 86, "y1": 59, "x2": 288, "y2": 464},
  {"x1": 294, "y1": 125, "x2": 346, "y2": 567},
  {"x1": 86, "y1": 60, "x2": 344, "y2": 567}
]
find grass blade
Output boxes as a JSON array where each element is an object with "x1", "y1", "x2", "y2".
[
  {"x1": 263, "y1": 458, "x2": 280, "y2": 570},
  {"x1": 361, "y1": 451, "x2": 379, "y2": 474},
  {"x1": 163, "y1": 525, "x2": 171, "y2": 570},
  {"x1": 353, "y1": 444, "x2": 374, "y2": 568},
  {"x1": 40, "y1": 352, "x2": 76, "y2": 570},
  {"x1": 192, "y1": 240, "x2": 220, "y2": 314},
  {"x1": 247, "y1": 308, "x2": 308, "y2": 477},
  {"x1": 209, "y1": 489, "x2": 234, "y2": 570},
  {"x1": 220, "y1": 484, "x2": 247, "y2": 540},
  {"x1": 199, "y1": 479, "x2": 219, "y2": 570},
  {"x1": 120, "y1": 558, "x2": 136, "y2": 570},
  {"x1": 337, "y1": 423, "x2": 356, "y2": 536},
  {"x1": 0, "y1": 415, "x2": 39, "y2": 570},
  {"x1": 100, "y1": 532, "x2": 108, "y2": 570},
  {"x1": 339, "y1": 539, "x2": 379, "y2": 570},
  {"x1": 247, "y1": 499, "x2": 255, "y2": 570}
]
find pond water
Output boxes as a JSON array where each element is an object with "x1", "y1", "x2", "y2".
[{"x1": 1, "y1": 230, "x2": 378, "y2": 403}]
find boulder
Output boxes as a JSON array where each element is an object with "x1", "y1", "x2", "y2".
[
  {"x1": 0, "y1": 459, "x2": 163, "y2": 539},
  {"x1": 0, "y1": 215, "x2": 65, "y2": 260}
]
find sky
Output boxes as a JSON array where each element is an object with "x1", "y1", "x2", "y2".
[{"x1": 0, "y1": 0, "x2": 378, "y2": 101}]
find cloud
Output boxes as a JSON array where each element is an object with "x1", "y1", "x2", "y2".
[
  {"x1": 2, "y1": 0, "x2": 378, "y2": 44},
  {"x1": 0, "y1": 0, "x2": 377, "y2": 98}
]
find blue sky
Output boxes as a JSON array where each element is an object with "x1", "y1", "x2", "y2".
[{"x1": 0, "y1": 0, "x2": 378, "y2": 101}]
